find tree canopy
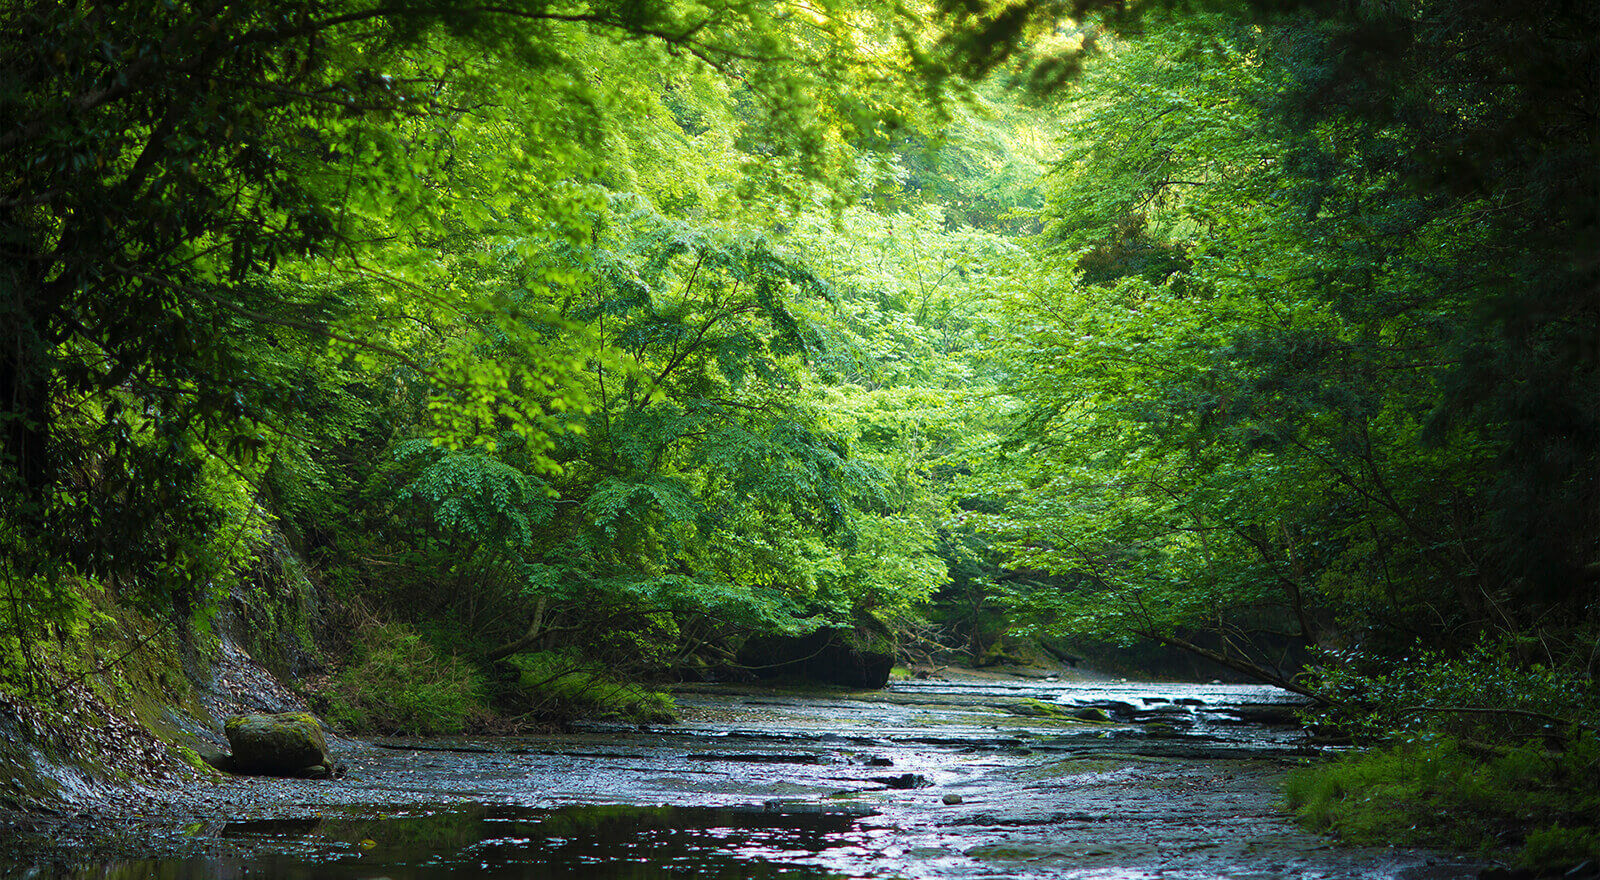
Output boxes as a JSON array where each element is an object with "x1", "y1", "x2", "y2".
[{"x1": 2, "y1": 0, "x2": 1596, "y2": 856}]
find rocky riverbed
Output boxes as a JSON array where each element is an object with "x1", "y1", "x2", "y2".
[{"x1": 1, "y1": 670, "x2": 1486, "y2": 879}]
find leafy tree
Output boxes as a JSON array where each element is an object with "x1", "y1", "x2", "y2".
[
  {"x1": 302, "y1": 198, "x2": 955, "y2": 686},
  {"x1": 972, "y1": 2, "x2": 1597, "y2": 693},
  {"x1": 0, "y1": 0, "x2": 949, "y2": 681}
]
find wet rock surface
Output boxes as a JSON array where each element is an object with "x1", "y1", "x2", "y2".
[
  {"x1": 738, "y1": 626, "x2": 897, "y2": 689},
  {"x1": 1, "y1": 670, "x2": 1486, "y2": 879},
  {"x1": 223, "y1": 712, "x2": 330, "y2": 776}
]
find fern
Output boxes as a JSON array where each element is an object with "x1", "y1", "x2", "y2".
[{"x1": 395, "y1": 443, "x2": 555, "y2": 549}]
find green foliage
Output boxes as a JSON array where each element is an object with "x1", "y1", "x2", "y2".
[
  {"x1": 789, "y1": 201, "x2": 1021, "y2": 389},
  {"x1": 922, "y1": 7, "x2": 1600, "y2": 863},
  {"x1": 0, "y1": 0, "x2": 1046, "y2": 718},
  {"x1": 322, "y1": 622, "x2": 487, "y2": 736},
  {"x1": 1305, "y1": 641, "x2": 1599, "y2": 745},
  {"x1": 965, "y1": 2, "x2": 1600, "y2": 694},
  {"x1": 0, "y1": 0, "x2": 955, "y2": 664},
  {"x1": 284, "y1": 188, "x2": 963, "y2": 699},
  {"x1": 1287, "y1": 735, "x2": 1600, "y2": 868},
  {"x1": 1521, "y1": 825, "x2": 1600, "y2": 872},
  {"x1": 394, "y1": 442, "x2": 556, "y2": 551},
  {"x1": 503, "y1": 651, "x2": 677, "y2": 725}
]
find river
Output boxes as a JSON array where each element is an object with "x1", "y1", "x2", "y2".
[{"x1": 0, "y1": 672, "x2": 1483, "y2": 879}]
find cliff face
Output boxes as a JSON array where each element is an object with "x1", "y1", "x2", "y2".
[
  {"x1": 0, "y1": 533, "x2": 327, "y2": 815},
  {"x1": 0, "y1": 680, "x2": 192, "y2": 813}
]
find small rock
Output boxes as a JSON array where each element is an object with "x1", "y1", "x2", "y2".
[
  {"x1": 1073, "y1": 707, "x2": 1112, "y2": 722},
  {"x1": 871, "y1": 773, "x2": 930, "y2": 789},
  {"x1": 1005, "y1": 700, "x2": 1070, "y2": 719},
  {"x1": 942, "y1": 794, "x2": 963, "y2": 805}
]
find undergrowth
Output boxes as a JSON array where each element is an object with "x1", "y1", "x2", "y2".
[
  {"x1": 1291, "y1": 641, "x2": 1600, "y2": 870},
  {"x1": 502, "y1": 651, "x2": 677, "y2": 725},
  {"x1": 320, "y1": 621, "x2": 488, "y2": 735},
  {"x1": 1287, "y1": 734, "x2": 1600, "y2": 868}
]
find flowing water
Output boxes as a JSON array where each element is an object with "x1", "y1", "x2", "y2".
[{"x1": 0, "y1": 674, "x2": 1484, "y2": 879}]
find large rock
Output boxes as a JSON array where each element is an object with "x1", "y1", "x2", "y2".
[
  {"x1": 738, "y1": 625, "x2": 895, "y2": 689},
  {"x1": 224, "y1": 712, "x2": 329, "y2": 776}
]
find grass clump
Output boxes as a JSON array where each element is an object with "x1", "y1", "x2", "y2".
[
  {"x1": 321, "y1": 621, "x2": 487, "y2": 735},
  {"x1": 1286, "y1": 733, "x2": 1600, "y2": 869},
  {"x1": 503, "y1": 651, "x2": 676, "y2": 725}
]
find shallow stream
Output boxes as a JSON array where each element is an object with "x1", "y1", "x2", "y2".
[{"x1": 1, "y1": 674, "x2": 1483, "y2": 879}]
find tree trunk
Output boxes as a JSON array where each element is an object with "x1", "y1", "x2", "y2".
[
  {"x1": 0, "y1": 337, "x2": 54, "y2": 508},
  {"x1": 486, "y1": 596, "x2": 548, "y2": 663}
]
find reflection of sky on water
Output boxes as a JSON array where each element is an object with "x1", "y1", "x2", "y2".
[
  {"x1": 29, "y1": 805, "x2": 872, "y2": 879},
  {"x1": 6, "y1": 678, "x2": 1468, "y2": 880}
]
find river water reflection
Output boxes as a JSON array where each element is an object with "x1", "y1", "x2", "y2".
[
  {"x1": 2, "y1": 675, "x2": 1484, "y2": 880},
  {"x1": 28, "y1": 805, "x2": 873, "y2": 879}
]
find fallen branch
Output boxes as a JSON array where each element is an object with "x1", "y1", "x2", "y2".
[{"x1": 1143, "y1": 630, "x2": 1329, "y2": 704}]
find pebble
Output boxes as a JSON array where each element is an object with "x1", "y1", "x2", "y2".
[{"x1": 941, "y1": 794, "x2": 962, "y2": 805}]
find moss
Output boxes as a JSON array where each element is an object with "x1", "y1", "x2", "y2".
[
  {"x1": 1001, "y1": 699, "x2": 1075, "y2": 720},
  {"x1": 176, "y1": 744, "x2": 220, "y2": 776}
]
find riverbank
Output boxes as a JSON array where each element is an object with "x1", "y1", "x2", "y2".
[{"x1": 1, "y1": 670, "x2": 1487, "y2": 879}]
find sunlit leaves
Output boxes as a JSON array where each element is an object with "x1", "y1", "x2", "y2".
[{"x1": 965, "y1": 2, "x2": 1599, "y2": 700}]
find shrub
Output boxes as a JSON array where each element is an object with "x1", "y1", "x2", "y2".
[
  {"x1": 322, "y1": 622, "x2": 487, "y2": 735},
  {"x1": 1303, "y1": 640, "x2": 1597, "y2": 744}
]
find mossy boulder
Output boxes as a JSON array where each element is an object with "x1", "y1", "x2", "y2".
[
  {"x1": 224, "y1": 712, "x2": 329, "y2": 776},
  {"x1": 1003, "y1": 699, "x2": 1072, "y2": 719}
]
